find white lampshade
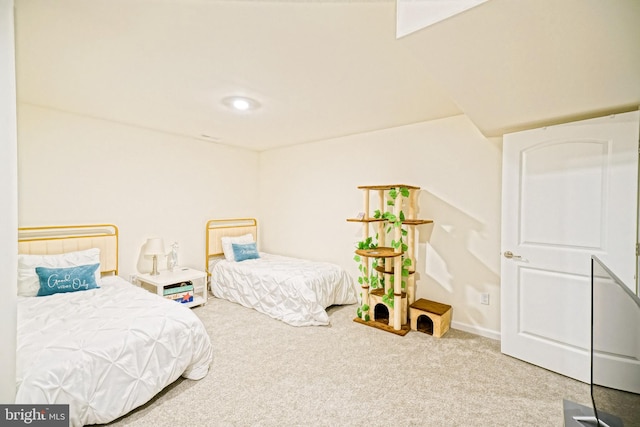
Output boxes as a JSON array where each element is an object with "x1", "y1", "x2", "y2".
[{"x1": 145, "y1": 237, "x2": 165, "y2": 256}]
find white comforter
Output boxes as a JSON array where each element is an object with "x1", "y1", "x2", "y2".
[
  {"x1": 210, "y1": 253, "x2": 357, "y2": 326},
  {"x1": 16, "y1": 275, "x2": 213, "y2": 427}
]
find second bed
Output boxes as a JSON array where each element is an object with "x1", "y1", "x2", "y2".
[{"x1": 206, "y1": 218, "x2": 357, "y2": 326}]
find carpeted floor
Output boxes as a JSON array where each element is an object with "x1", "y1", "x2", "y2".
[{"x1": 103, "y1": 297, "x2": 590, "y2": 426}]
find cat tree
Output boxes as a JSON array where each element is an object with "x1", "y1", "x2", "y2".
[{"x1": 347, "y1": 184, "x2": 451, "y2": 337}]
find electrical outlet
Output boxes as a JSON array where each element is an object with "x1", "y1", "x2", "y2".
[{"x1": 480, "y1": 292, "x2": 490, "y2": 305}]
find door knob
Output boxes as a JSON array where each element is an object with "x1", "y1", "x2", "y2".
[{"x1": 504, "y1": 251, "x2": 522, "y2": 260}]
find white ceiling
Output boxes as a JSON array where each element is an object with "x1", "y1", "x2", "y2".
[{"x1": 14, "y1": 0, "x2": 640, "y2": 151}]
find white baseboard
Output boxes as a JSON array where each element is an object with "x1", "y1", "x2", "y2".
[{"x1": 451, "y1": 320, "x2": 501, "y2": 341}]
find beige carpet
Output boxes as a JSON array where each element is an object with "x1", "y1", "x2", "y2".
[{"x1": 103, "y1": 297, "x2": 590, "y2": 426}]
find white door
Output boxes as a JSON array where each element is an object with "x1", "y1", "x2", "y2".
[{"x1": 501, "y1": 111, "x2": 639, "y2": 382}]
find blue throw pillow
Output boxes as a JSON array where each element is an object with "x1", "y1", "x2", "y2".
[
  {"x1": 35, "y1": 263, "x2": 100, "y2": 296},
  {"x1": 232, "y1": 242, "x2": 260, "y2": 262}
]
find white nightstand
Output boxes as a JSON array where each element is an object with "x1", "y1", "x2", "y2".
[{"x1": 135, "y1": 267, "x2": 208, "y2": 308}]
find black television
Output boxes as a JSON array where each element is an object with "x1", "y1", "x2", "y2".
[{"x1": 570, "y1": 255, "x2": 640, "y2": 427}]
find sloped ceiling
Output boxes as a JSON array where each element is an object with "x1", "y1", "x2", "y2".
[
  {"x1": 14, "y1": 0, "x2": 640, "y2": 151},
  {"x1": 401, "y1": 0, "x2": 640, "y2": 136}
]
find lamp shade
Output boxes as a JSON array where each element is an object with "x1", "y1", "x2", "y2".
[{"x1": 145, "y1": 237, "x2": 165, "y2": 256}]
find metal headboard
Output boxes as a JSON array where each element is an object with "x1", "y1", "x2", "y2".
[
  {"x1": 205, "y1": 218, "x2": 257, "y2": 275},
  {"x1": 18, "y1": 224, "x2": 119, "y2": 275}
]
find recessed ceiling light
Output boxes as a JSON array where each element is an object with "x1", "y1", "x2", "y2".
[
  {"x1": 232, "y1": 98, "x2": 250, "y2": 110},
  {"x1": 222, "y1": 96, "x2": 260, "y2": 112}
]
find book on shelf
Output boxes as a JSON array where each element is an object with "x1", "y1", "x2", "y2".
[
  {"x1": 163, "y1": 281, "x2": 193, "y2": 296},
  {"x1": 165, "y1": 291, "x2": 194, "y2": 303}
]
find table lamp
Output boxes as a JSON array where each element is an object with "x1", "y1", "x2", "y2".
[{"x1": 145, "y1": 237, "x2": 165, "y2": 276}]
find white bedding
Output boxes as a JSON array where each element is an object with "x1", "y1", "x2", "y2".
[
  {"x1": 15, "y1": 275, "x2": 213, "y2": 427},
  {"x1": 210, "y1": 252, "x2": 358, "y2": 326}
]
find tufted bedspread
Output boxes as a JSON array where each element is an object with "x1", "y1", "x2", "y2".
[
  {"x1": 15, "y1": 275, "x2": 213, "y2": 427},
  {"x1": 210, "y1": 252, "x2": 357, "y2": 326}
]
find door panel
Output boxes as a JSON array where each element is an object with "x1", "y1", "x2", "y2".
[
  {"x1": 520, "y1": 141, "x2": 606, "y2": 249},
  {"x1": 518, "y1": 268, "x2": 590, "y2": 348},
  {"x1": 501, "y1": 111, "x2": 639, "y2": 382}
]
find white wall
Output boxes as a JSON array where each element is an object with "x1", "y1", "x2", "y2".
[
  {"x1": 17, "y1": 106, "x2": 502, "y2": 340},
  {"x1": 18, "y1": 105, "x2": 259, "y2": 279},
  {"x1": 258, "y1": 115, "x2": 502, "y2": 337},
  {"x1": 1, "y1": 0, "x2": 18, "y2": 403}
]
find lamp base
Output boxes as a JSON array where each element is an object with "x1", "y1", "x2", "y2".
[{"x1": 150, "y1": 255, "x2": 160, "y2": 276}]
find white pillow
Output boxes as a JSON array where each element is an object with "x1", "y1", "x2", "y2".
[
  {"x1": 18, "y1": 248, "x2": 102, "y2": 297},
  {"x1": 221, "y1": 234, "x2": 254, "y2": 262}
]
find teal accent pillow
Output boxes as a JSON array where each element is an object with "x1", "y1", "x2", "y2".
[
  {"x1": 232, "y1": 242, "x2": 260, "y2": 262},
  {"x1": 35, "y1": 263, "x2": 100, "y2": 296}
]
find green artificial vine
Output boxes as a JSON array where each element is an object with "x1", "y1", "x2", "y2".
[
  {"x1": 356, "y1": 303, "x2": 370, "y2": 322},
  {"x1": 354, "y1": 236, "x2": 378, "y2": 321},
  {"x1": 382, "y1": 187, "x2": 411, "y2": 295},
  {"x1": 382, "y1": 286, "x2": 394, "y2": 307}
]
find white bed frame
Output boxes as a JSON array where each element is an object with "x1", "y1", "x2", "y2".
[
  {"x1": 18, "y1": 224, "x2": 119, "y2": 276},
  {"x1": 205, "y1": 218, "x2": 257, "y2": 276}
]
